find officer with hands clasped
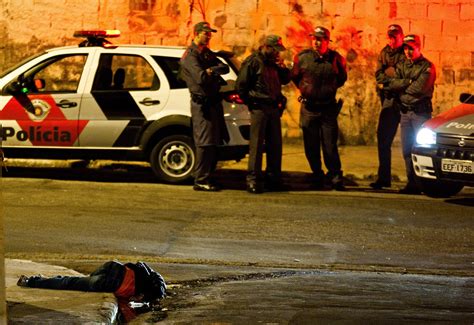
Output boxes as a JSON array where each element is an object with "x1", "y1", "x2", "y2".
[
  {"x1": 370, "y1": 24, "x2": 406, "y2": 190},
  {"x1": 291, "y1": 26, "x2": 348, "y2": 191},
  {"x1": 236, "y1": 35, "x2": 291, "y2": 194},
  {"x1": 379, "y1": 34, "x2": 436, "y2": 194},
  {"x1": 180, "y1": 21, "x2": 229, "y2": 192}
]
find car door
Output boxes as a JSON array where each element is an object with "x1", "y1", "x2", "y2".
[
  {"x1": 0, "y1": 52, "x2": 89, "y2": 147},
  {"x1": 78, "y1": 50, "x2": 170, "y2": 148}
]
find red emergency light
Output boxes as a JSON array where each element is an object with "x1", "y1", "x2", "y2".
[
  {"x1": 73, "y1": 30, "x2": 121, "y2": 48},
  {"x1": 73, "y1": 30, "x2": 121, "y2": 38}
]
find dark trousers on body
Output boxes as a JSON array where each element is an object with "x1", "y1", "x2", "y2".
[
  {"x1": 247, "y1": 106, "x2": 282, "y2": 186},
  {"x1": 400, "y1": 111, "x2": 431, "y2": 186},
  {"x1": 191, "y1": 98, "x2": 224, "y2": 185},
  {"x1": 26, "y1": 261, "x2": 125, "y2": 292},
  {"x1": 301, "y1": 110, "x2": 342, "y2": 184},
  {"x1": 194, "y1": 145, "x2": 217, "y2": 184},
  {"x1": 376, "y1": 98, "x2": 401, "y2": 184}
]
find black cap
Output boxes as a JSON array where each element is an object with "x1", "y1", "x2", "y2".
[
  {"x1": 310, "y1": 26, "x2": 330, "y2": 40},
  {"x1": 403, "y1": 34, "x2": 421, "y2": 48},
  {"x1": 194, "y1": 21, "x2": 217, "y2": 34},
  {"x1": 387, "y1": 24, "x2": 403, "y2": 37},
  {"x1": 264, "y1": 35, "x2": 286, "y2": 51}
]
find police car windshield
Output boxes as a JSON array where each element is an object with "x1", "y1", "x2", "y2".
[{"x1": 0, "y1": 52, "x2": 45, "y2": 79}]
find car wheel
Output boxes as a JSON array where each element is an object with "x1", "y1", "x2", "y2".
[
  {"x1": 415, "y1": 177, "x2": 464, "y2": 198},
  {"x1": 150, "y1": 135, "x2": 195, "y2": 183}
]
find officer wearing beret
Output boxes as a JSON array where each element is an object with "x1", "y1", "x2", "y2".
[
  {"x1": 371, "y1": 24, "x2": 406, "y2": 190},
  {"x1": 180, "y1": 22, "x2": 229, "y2": 191},
  {"x1": 236, "y1": 35, "x2": 291, "y2": 194},
  {"x1": 291, "y1": 26, "x2": 347, "y2": 191},
  {"x1": 380, "y1": 34, "x2": 436, "y2": 194}
]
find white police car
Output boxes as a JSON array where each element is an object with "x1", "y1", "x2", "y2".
[
  {"x1": 412, "y1": 93, "x2": 474, "y2": 197},
  {"x1": 0, "y1": 30, "x2": 250, "y2": 183}
]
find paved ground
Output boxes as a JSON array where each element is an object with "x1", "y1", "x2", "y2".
[{"x1": 3, "y1": 144, "x2": 472, "y2": 324}]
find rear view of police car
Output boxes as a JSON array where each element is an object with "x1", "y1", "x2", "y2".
[
  {"x1": 0, "y1": 30, "x2": 250, "y2": 183},
  {"x1": 412, "y1": 93, "x2": 474, "y2": 197}
]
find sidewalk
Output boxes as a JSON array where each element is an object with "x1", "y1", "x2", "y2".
[
  {"x1": 6, "y1": 259, "x2": 118, "y2": 324},
  {"x1": 223, "y1": 143, "x2": 407, "y2": 183}
]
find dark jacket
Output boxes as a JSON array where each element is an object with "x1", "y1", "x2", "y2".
[
  {"x1": 387, "y1": 55, "x2": 436, "y2": 109},
  {"x1": 126, "y1": 262, "x2": 167, "y2": 302},
  {"x1": 291, "y1": 48, "x2": 347, "y2": 104},
  {"x1": 179, "y1": 42, "x2": 229, "y2": 97},
  {"x1": 375, "y1": 45, "x2": 406, "y2": 99},
  {"x1": 235, "y1": 51, "x2": 290, "y2": 108}
]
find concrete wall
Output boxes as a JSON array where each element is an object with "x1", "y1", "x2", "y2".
[{"x1": 0, "y1": 0, "x2": 473, "y2": 144}]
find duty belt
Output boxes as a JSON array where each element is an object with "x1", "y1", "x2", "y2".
[{"x1": 399, "y1": 100, "x2": 432, "y2": 114}]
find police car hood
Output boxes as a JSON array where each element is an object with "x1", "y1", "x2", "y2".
[{"x1": 424, "y1": 103, "x2": 474, "y2": 136}]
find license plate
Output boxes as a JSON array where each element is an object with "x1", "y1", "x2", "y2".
[{"x1": 441, "y1": 159, "x2": 473, "y2": 174}]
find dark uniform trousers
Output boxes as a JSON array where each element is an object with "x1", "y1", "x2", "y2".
[
  {"x1": 400, "y1": 110, "x2": 431, "y2": 187},
  {"x1": 301, "y1": 104, "x2": 342, "y2": 184},
  {"x1": 191, "y1": 98, "x2": 222, "y2": 184},
  {"x1": 247, "y1": 105, "x2": 282, "y2": 186},
  {"x1": 376, "y1": 98, "x2": 401, "y2": 184}
]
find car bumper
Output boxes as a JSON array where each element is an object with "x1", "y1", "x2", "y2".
[{"x1": 412, "y1": 145, "x2": 474, "y2": 186}]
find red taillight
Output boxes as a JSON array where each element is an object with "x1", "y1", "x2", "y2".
[{"x1": 224, "y1": 93, "x2": 245, "y2": 105}]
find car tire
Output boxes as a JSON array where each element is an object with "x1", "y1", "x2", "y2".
[
  {"x1": 149, "y1": 135, "x2": 195, "y2": 183},
  {"x1": 415, "y1": 177, "x2": 464, "y2": 198}
]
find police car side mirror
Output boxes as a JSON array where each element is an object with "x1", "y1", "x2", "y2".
[
  {"x1": 5, "y1": 80, "x2": 21, "y2": 94},
  {"x1": 5, "y1": 74, "x2": 30, "y2": 95}
]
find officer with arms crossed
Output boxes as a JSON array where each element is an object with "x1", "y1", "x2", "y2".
[
  {"x1": 291, "y1": 26, "x2": 347, "y2": 191},
  {"x1": 370, "y1": 24, "x2": 406, "y2": 190},
  {"x1": 380, "y1": 34, "x2": 436, "y2": 194},
  {"x1": 236, "y1": 35, "x2": 291, "y2": 194},
  {"x1": 180, "y1": 21, "x2": 229, "y2": 191}
]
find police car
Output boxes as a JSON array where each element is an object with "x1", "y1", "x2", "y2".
[
  {"x1": 0, "y1": 30, "x2": 250, "y2": 183},
  {"x1": 412, "y1": 93, "x2": 474, "y2": 197}
]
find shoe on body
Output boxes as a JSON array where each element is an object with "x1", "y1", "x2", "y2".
[
  {"x1": 247, "y1": 183, "x2": 263, "y2": 194},
  {"x1": 369, "y1": 180, "x2": 391, "y2": 190},
  {"x1": 193, "y1": 182, "x2": 221, "y2": 192}
]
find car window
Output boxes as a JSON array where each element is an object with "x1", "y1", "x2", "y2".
[
  {"x1": 152, "y1": 56, "x2": 187, "y2": 89},
  {"x1": 92, "y1": 54, "x2": 159, "y2": 91},
  {"x1": 24, "y1": 54, "x2": 87, "y2": 93}
]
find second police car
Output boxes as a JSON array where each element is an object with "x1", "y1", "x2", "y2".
[
  {"x1": 412, "y1": 93, "x2": 474, "y2": 197},
  {"x1": 0, "y1": 30, "x2": 250, "y2": 183}
]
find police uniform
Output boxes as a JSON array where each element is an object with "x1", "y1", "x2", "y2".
[
  {"x1": 235, "y1": 35, "x2": 290, "y2": 193},
  {"x1": 179, "y1": 25, "x2": 229, "y2": 190},
  {"x1": 372, "y1": 26, "x2": 406, "y2": 189},
  {"x1": 291, "y1": 27, "x2": 347, "y2": 190},
  {"x1": 386, "y1": 35, "x2": 436, "y2": 193}
]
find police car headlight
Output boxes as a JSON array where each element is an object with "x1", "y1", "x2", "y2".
[{"x1": 416, "y1": 127, "x2": 436, "y2": 145}]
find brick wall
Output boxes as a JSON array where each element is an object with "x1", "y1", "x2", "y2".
[{"x1": 1, "y1": 0, "x2": 473, "y2": 144}]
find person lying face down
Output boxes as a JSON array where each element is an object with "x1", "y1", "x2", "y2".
[{"x1": 17, "y1": 260, "x2": 166, "y2": 304}]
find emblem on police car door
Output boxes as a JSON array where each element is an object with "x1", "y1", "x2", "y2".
[{"x1": 29, "y1": 99, "x2": 51, "y2": 121}]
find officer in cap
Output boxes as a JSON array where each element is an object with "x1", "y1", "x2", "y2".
[
  {"x1": 291, "y1": 26, "x2": 347, "y2": 190},
  {"x1": 380, "y1": 34, "x2": 436, "y2": 194},
  {"x1": 236, "y1": 35, "x2": 291, "y2": 194},
  {"x1": 371, "y1": 24, "x2": 406, "y2": 190},
  {"x1": 180, "y1": 21, "x2": 230, "y2": 191}
]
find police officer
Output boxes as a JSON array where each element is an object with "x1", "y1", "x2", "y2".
[
  {"x1": 291, "y1": 26, "x2": 347, "y2": 190},
  {"x1": 370, "y1": 24, "x2": 406, "y2": 190},
  {"x1": 381, "y1": 34, "x2": 436, "y2": 194},
  {"x1": 180, "y1": 22, "x2": 229, "y2": 191},
  {"x1": 236, "y1": 35, "x2": 291, "y2": 194}
]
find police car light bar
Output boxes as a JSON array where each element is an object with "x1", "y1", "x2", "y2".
[
  {"x1": 74, "y1": 30, "x2": 120, "y2": 47},
  {"x1": 73, "y1": 30, "x2": 121, "y2": 38}
]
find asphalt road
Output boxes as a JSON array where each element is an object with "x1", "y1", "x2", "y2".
[{"x1": 2, "y1": 166, "x2": 474, "y2": 322}]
